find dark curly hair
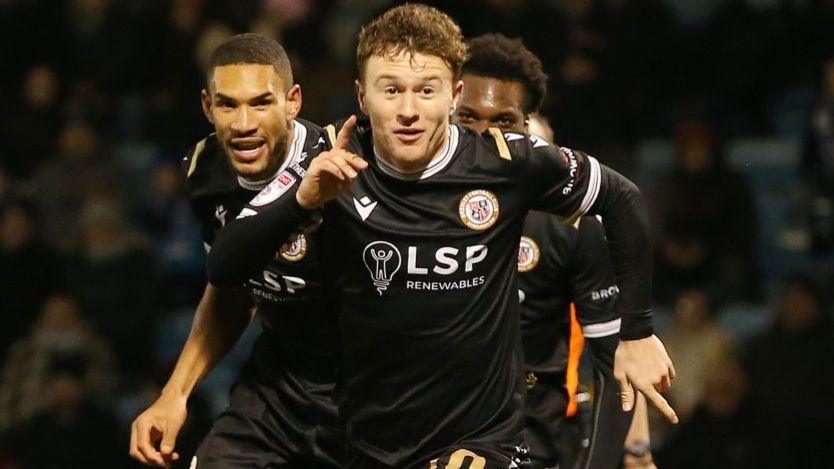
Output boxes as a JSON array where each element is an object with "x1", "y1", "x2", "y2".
[{"x1": 463, "y1": 33, "x2": 548, "y2": 114}]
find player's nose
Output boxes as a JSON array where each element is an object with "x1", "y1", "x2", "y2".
[
  {"x1": 466, "y1": 120, "x2": 490, "y2": 135},
  {"x1": 397, "y1": 93, "x2": 419, "y2": 124},
  {"x1": 231, "y1": 107, "x2": 257, "y2": 134}
]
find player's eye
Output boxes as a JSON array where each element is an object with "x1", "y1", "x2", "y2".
[
  {"x1": 456, "y1": 113, "x2": 475, "y2": 123},
  {"x1": 497, "y1": 117, "x2": 515, "y2": 127},
  {"x1": 253, "y1": 99, "x2": 273, "y2": 108},
  {"x1": 420, "y1": 86, "x2": 435, "y2": 96},
  {"x1": 384, "y1": 86, "x2": 398, "y2": 95}
]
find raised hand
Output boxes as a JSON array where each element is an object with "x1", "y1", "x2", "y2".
[{"x1": 296, "y1": 115, "x2": 368, "y2": 209}]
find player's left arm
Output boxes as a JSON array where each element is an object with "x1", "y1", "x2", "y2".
[
  {"x1": 568, "y1": 217, "x2": 633, "y2": 469},
  {"x1": 515, "y1": 136, "x2": 677, "y2": 423}
]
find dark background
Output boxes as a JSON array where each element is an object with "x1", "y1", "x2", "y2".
[{"x1": 1, "y1": 0, "x2": 833, "y2": 467}]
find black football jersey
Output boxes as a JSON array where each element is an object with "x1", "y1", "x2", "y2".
[
  {"x1": 206, "y1": 118, "x2": 654, "y2": 467},
  {"x1": 314, "y1": 123, "x2": 611, "y2": 465},
  {"x1": 517, "y1": 214, "x2": 620, "y2": 375},
  {"x1": 183, "y1": 118, "x2": 338, "y2": 359}
]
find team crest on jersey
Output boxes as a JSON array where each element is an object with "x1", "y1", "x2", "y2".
[
  {"x1": 277, "y1": 233, "x2": 307, "y2": 262},
  {"x1": 517, "y1": 236, "x2": 540, "y2": 272},
  {"x1": 250, "y1": 171, "x2": 296, "y2": 207},
  {"x1": 458, "y1": 190, "x2": 500, "y2": 231}
]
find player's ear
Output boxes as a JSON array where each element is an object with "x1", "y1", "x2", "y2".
[
  {"x1": 201, "y1": 89, "x2": 213, "y2": 124},
  {"x1": 285, "y1": 84, "x2": 302, "y2": 120},
  {"x1": 355, "y1": 79, "x2": 366, "y2": 113},
  {"x1": 450, "y1": 79, "x2": 464, "y2": 115}
]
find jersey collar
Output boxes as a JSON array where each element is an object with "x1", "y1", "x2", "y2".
[{"x1": 373, "y1": 125, "x2": 460, "y2": 181}]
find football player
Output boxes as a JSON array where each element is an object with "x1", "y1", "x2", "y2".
[
  {"x1": 129, "y1": 34, "x2": 342, "y2": 469},
  {"x1": 454, "y1": 33, "x2": 655, "y2": 469}
]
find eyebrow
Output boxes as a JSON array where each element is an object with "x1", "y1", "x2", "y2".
[
  {"x1": 214, "y1": 92, "x2": 274, "y2": 102},
  {"x1": 456, "y1": 106, "x2": 519, "y2": 119},
  {"x1": 374, "y1": 75, "x2": 444, "y2": 85},
  {"x1": 374, "y1": 75, "x2": 398, "y2": 84}
]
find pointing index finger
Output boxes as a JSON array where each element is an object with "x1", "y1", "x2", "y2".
[
  {"x1": 640, "y1": 385, "x2": 678, "y2": 424},
  {"x1": 334, "y1": 115, "x2": 357, "y2": 150}
]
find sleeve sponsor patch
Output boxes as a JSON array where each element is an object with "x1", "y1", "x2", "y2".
[{"x1": 249, "y1": 171, "x2": 297, "y2": 207}]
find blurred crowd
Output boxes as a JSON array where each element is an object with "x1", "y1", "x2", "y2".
[{"x1": 1, "y1": 0, "x2": 834, "y2": 467}]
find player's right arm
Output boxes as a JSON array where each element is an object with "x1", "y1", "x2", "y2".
[
  {"x1": 129, "y1": 284, "x2": 252, "y2": 468},
  {"x1": 131, "y1": 137, "x2": 257, "y2": 468},
  {"x1": 207, "y1": 116, "x2": 366, "y2": 286}
]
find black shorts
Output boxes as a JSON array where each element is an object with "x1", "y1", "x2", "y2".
[
  {"x1": 346, "y1": 443, "x2": 528, "y2": 469},
  {"x1": 192, "y1": 336, "x2": 344, "y2": 468},
  {"x1": 524, "y1": 375, "x2": 578, "y2": 469}
]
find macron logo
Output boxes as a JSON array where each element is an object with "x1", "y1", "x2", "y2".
[
  {"x1": 215, "y1": 204, "x2": 227, "y2": 226},
  {"x1": 353, "y1": 196, "x2": 378, "y2": 221}
]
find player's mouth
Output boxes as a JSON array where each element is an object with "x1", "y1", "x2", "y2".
[
  {"x1": 230, "y1": 138, "x2": 268, "y2": 163},
  {"x1": 393, "y1": 128, "x2": 424, "y2": 144}
]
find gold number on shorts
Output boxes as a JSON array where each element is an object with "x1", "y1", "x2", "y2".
[{"x1": 447, "y1": 449, "x2": 486, "y2": 469}]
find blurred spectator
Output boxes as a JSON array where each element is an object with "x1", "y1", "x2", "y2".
[
  {"x1": 4, "y1": 368, "x2": 126, "y2": 468},
  {"x1": 251, "y1": 0, "x2": 312, "y2": 41},
  {"x1": 545, "y1": 0, "x2": 611, "y2": 153},
  {"x1": 651, "y1": 121, "x2": 761, "y2": 304},
  {"x1": 0, "y1": 201, "x2": 61, "y2": 358},
  {"x1": 0, "y1": 167, "x2": 8, "y2": 204},
  {"x1": 807, "y1": 0, "x2": 834, "y2": 72},
  {"x1": 803, "y1": 57, "x2": 834, "y2": 253},
  {"x1": 146, "y1": 0, "x2": 212, "y2": 151},
  {"x1": 661, "y1": 289, "x2": 733, "y2": 422},
  {"x1": 31, "y1": 119, "x2": 123, "y2": 252},
  {"x1": 599, "y1": 0, "x2": 677, "y2": 142},
  {"x1": 656, "y1": 355, "x2": 764, "y2": 468},
  {"x1": 702, "y1": 0, "x2": 793, "y2": 134},
  {"x1": 64, "y1": 195, "x2": 154, "y2": 372},
  {"x1": 144, "y1": 162, "x2": 205, "y2": 309},
  {"x1": 61, "y1": 0, "x2": 138, "y2": 96},
  {"x1": 743, "y1": 275, "x2": 834, "y2": 468},
  {"x1": 0, "y1": 294, "x2": 116, "y2": 433},
  {"x1": 661, "y1": 0, "x2": 724, "y2": 29},
  {"x1": 2, "y1": 65, "x2": 61, "y2": 179}
]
